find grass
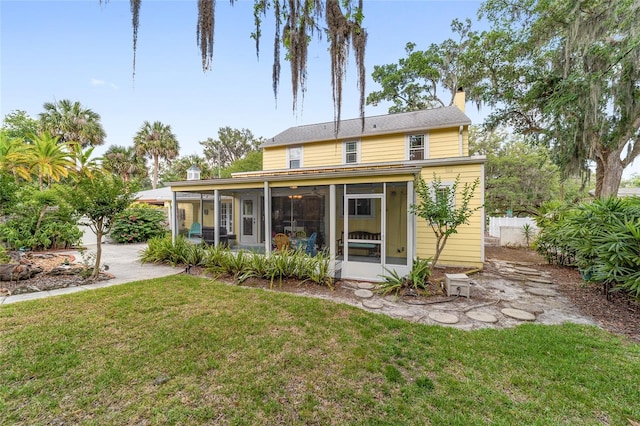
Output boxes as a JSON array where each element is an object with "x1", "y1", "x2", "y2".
[{"x1": 1, "y1": 275, "x2": 639, "y2": 425}]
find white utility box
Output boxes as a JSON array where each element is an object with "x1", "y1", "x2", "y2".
[{"x1": 444, "y1": 273, "x2": 471, "y2": 298}]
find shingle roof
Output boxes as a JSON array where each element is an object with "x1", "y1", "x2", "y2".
[{"x1": 262, "y1": 106, "x2": 471, "y2": 148}]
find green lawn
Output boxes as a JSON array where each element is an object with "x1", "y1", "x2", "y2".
[{"x1": 1, "y1": 275, "x2": 639, "y2": 425}]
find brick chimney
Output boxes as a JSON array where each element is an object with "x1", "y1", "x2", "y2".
[{"x1": 453, "y1": 87, "x2": 466, "y2": 113}]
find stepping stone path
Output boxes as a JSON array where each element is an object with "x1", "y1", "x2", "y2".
[
  {"x1": 466, "y1": 311, "x2": 498, "y2": 323},
  {"x1": 357, "y1": 282, "x2": 376, "y2": 290},
  {"x1": 354, "y1": 289, "x2": 374, "y2": 299},
  {"x1": 527, "y1": 277, "x2": 554, "y2": 284},
  {"x1": 514, "y1": 267, "x2": 541, "y2": 276},
  {"x1": 428, "y1": 312, "x2": 460, "y2": 324},
  {"x1": 362, "y1": 299, "x2": 384, "y2": 309},
  {"x1": 501, "y1": 308, "x2": 536, "y2": 321},
  {"x1": 526, "y1": 287, "x2": 558, "y2": 297},
  {"x1": 510, "y1": 302, "x2": 545, "y2": 314}
]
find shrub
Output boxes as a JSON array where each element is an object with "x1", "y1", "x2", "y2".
[
  {"x1": 533, "y1": 196, "x2": 640, "y2": 299},
  {"x1": 0, "y1": 185, "x2": 81, "y2": 251},
  {"x1": 110, "y1": 205, "x2": 168, "y2": 244},
  {"x1": 377, "y1": 258, "x2": 432, "y2": 297},
  {"x1": 140, "y1": 236, "x2": 333, "y2": 288},
  {"x1": 0, "y1": 245, "x2": 10, "y2": 263}
]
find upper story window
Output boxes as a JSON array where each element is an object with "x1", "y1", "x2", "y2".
[
  {"x1": 408, "y1": 134, "x2": 427, "y2": 160},
  {"x1": 287, "y1": 146, "x2": 302, "y2": 169},
  {"x1": 343, "y1": 140, "x2": 360, "y2": 164}
]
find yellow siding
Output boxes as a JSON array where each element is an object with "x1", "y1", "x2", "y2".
[
  {"x1": 268, "y1": 174, "x2": 414, "y2": 188},
  {"x1": 263, "y1": 125, "x2": 469, "y2": 170},
  {"x1": 361, "y1": 134, "x2": 405, "y2": 163},
  {"x1": 415, "y1": 164, "x2": 484, "y2": 267},
  {"x1": 263, "y1": 147, "x2": 287, "y2": 170},
  {"x1": 461, "y1": 127, "x2": 469, "y2": 156},
  {"x1": 303, "y1": 141, "x2": 342, "y2": 168},
  {"x1": 429, "y1": 128, "x2": 461, "y2": 159}
]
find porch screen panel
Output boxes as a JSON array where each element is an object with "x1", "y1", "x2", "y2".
[{"x1": 386, "y1": 182, "x2": 408, "y2": 265}]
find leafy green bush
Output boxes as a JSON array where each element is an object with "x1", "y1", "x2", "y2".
[
  {"x1": 532, "y1": 201, "x2": 576, "y2": 266},
  {"x1": 533, "y1": 196, "x2": 640, "y2": 299},
  {"x1": 0, "y1": 245, "x2": 10, "y2": 263},
  {"x1": 140, "y1": 235, "x2": 333, "y2": 287},
  {"x1": 0, "y1": 185, "x2": 81, "y2": 251},
  {"x1": 110, "y1": 205, "x2": 168, "y2": 244}
]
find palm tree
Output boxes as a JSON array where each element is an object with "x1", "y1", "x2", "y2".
[
  {"x1": 69, "y1": 144, "x2": 103, "y2": 181},
  {"x1": 102, "y1": 145, "x2": 148, "y2": 182},
  {"x1": 0, "y1": 131, "x2": 31, "y2": 182},
  {"x1": 133, "y1": 121, "x2": 180, "y2": 189},
  {"x1": 24, "y1": 132, "x2": 75, "y2": 190},
  {"x1": 39, "y1": 99, "x2": 106, "y2": 147}
]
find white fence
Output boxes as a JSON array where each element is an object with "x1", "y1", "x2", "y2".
[
  {"x1": 488, "y1": 217, "x2": 539, "y2": 246},
  {"x1": 488, "y1": 217, "x2": 537, "y2": 237}
]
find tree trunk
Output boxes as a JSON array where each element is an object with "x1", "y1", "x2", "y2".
[
  {"x1": 152, "y1": 154, "x2": 159, "y2": 189},
  {"x1": 431, "y1": 234, "x2": 449, "y2": 271},
  {"x1": 595, "y1": 148, "x2": 624, "y2": 198},
  {"x1": 92, "y1": 225, "x2": 103, "y2": 280}
]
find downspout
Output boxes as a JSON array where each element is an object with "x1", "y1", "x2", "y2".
[{"x1": 459, "y1": 126, "x2": 464, "y2": 157}]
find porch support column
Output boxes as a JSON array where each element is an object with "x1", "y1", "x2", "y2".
[
  {"x1": 200, "y1": 193, "x2": 204, "y2": 233},
  {"x1": 171, "y1": 189, "x2": 178, "y2": 243},
  {"x1": 329, "y1": 184, "x2": 336, "y2": 260},
  {"x1": 214, "y1": 189, "x2": 220, "y2": 245},
  {"x1": 263, "y1": 181, "x2": 271, "y2": 256},
  {"x1": 407, "y1": 179, "x2": 415, "y2": 265}
]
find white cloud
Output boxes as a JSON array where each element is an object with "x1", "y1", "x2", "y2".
[{"x1": 90, "y1": 78, "x2": 118, "y2": 90}]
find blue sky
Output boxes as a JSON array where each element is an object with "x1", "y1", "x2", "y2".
[{"x1": 2, "y1": 0, "x2": 638, "y2": 178}]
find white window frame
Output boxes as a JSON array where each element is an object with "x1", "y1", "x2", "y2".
[
  {"x1": 343, "y1": 140, "x2": 361, "y2": 164},
  {"x1": 406, "y1": 133, "x2": 429, "y2": 161},
  {"x1": 347, "y1": 198, "x2": 375, "y2": 218},
  {"x1": 286, "y1": 146, "x2": 303, "y2": 169},
  {"x1": 220, "y1": 201, "x2": 233, "y2": 233},
  {"x1": 430, "y1": 181, "x2": 456, "y2": 209}
]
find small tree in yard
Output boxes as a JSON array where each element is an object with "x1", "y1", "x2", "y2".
[
  {"x1": 410, "y1": 174, "x2": 481, "y2": 271},
  {"x1": 69, "y1": 175, "x2": 138, "y2": 279}
]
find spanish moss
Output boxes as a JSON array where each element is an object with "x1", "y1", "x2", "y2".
[
  {"x1": 197, "y1": 0, "x2": 215, "y2": 71},
  {"x1": 107, "y1": 0, "x2": 368, "y2": 134},
  {"x1": 130, "y1": 0, "x2": 141, "y2": 79}
]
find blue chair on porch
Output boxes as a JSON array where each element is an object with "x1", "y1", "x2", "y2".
[
  {"x1": 188, "y1": 222, "x2": 201, "y2": 238},
  {"x1": 305, "y1": 232, "x2": 317, "y2": 256}
]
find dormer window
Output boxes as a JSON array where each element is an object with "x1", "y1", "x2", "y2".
[
  {"x1": 343, "y1": 140, "x2": 360, "y2": 164},
  {"x1": 287, "y1": 146, "x2": 302, "y2": 169},
  {"x1": 408, "y1": 134, "x2": 427, "y2": 160}
]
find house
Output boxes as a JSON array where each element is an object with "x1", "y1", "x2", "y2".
[{"x1": 168, "y1": 90, "x2": 485, "y2": 281}]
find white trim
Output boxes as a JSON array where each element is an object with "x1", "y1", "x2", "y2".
[
  {"x1": 407, "y1": 179, "x2": 414, "y2": 268},
  {"x1": 286, "y1": 146, "x2": 303, "y2": 169},
  {"x1": 264, "y1": 182, "x2": 271, "y2": 255},
  {"x1": 342, "y1": 139, "x2": 361, "y2": 164},
  {"x1": 406, "y1": 133, "x2": 429, "y2": 161},
  {"x1": 214, "y1": 190, "x2": 220, "y2": 245},
  {"x1": 430, "y1": 181, "x2": 456, "y2": 209}
]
